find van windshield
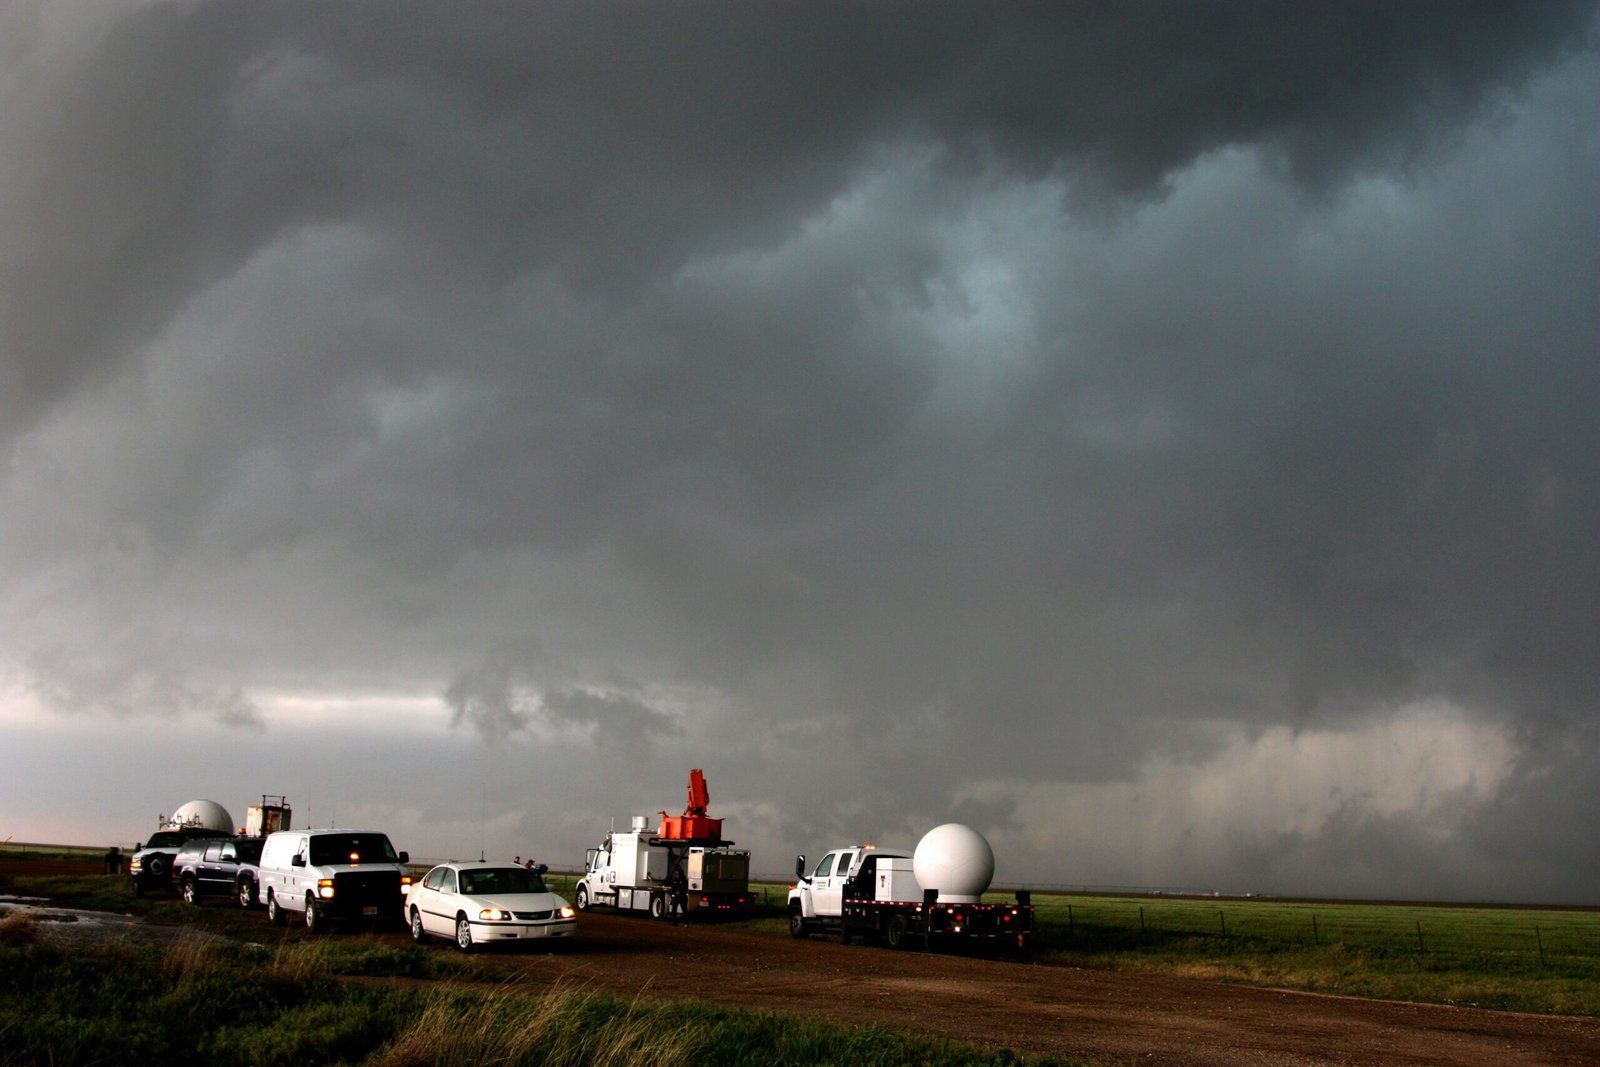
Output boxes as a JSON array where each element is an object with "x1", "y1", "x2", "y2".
[{"x1": 308, "y1": 833, "x2": 398, "y2": 866}]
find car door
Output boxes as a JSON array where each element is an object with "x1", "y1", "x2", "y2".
[{"x1": 418, "y1": 867, "x2": 455, "y2": 936}]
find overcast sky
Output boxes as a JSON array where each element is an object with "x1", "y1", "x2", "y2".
[{"x1": 2, "y1": 2, "x2": 1596, "y2": 904}]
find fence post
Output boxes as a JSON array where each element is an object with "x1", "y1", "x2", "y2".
[
  {"x1": 1536, "y1": 925, "x2": 1546, "y2": 968},
  {"x1": 1415, "y1": 920, "x2": 1425, "y2": 953},
  {"x1": 1139, "y1": 906, "x2": 1145, "y2": 934},
  {"x1": 1219, "y1": 910, "x2": 1226, "y2": 936},
  {"x1": 1067, "y1": 904, "x2": 1074, "y2": 937}
]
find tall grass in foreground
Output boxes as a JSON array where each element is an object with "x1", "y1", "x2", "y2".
[{"x1": 0, "y1": 928, "x2": 1089, "y2": 1066}]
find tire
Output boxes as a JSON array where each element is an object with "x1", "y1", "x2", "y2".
[
  {"x1": 267, "y1": 891, "x2": 284, "y2": 926},
  {"x1": 238, "y1": 878, "x2": 256, "y2": 909},
  {"x1": 411, "y1": 908, "x2": 427, "y2": 943},
  {"x1": 146, "y1": 855, "x2": 166, "y2": 879},
  {"x1": 885, "y1": 913, "x2": 910, "y2": 950},
  {"x1": 455, "y1": 915, "x2": 475, "y2": 953},
  {"x1": 305, "y1": 896, "x2": 323, "y2": 934},
  {"x1": 181, "y1": 878, "x2": 200, "y2": 906},
  {"x1": 788, "y1": 909, "x2": 810, "y2": 939},
  {"x1": 650, "y1": 894, "x2": 668, "y2": 921},
  {"x1": 574, "y1": 883, "x2": 590, "y2": 912}
]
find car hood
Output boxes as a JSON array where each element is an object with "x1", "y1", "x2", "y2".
[{"x1": 467, "y1": 891, "x2": 570, "y2": 912}]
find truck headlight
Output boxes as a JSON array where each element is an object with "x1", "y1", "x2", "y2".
[
  {"x1": 478, "y1": 908, "x2": 511, "y2": 922},
  {"x1": 558, "y1": 906, "x2": 576, "y2": 919}
]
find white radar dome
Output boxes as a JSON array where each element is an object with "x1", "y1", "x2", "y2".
[
  {"x1": 912, "y1": 823, "x2": 995, "y2": 904},
  {"x1": 167, "y1": 800, "x2": 235, "y2": 833}
]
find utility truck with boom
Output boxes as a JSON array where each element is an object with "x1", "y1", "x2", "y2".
[
  {"x1": 576, "y1": 769, "x2": 752, "y2": 920},
  {"x1": 789, "y1": 823, "x2": 1032, "y2": 952}
]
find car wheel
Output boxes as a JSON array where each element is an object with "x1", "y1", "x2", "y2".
[
  {"x1": 267, "y1": 892, "x2": 284, "y2": 926},
  {"x1": 455, "y1": 915, "x2": 475, "y2": 952},
  {"x1": 574, "y1": 883, "x2": 589, "y2": 911},
  {"x1": 885, "y1": 913, "x2": 910, "y2": 950},
  {"x1": 788, "y1": 909, "x2": 809, "y2": 939},
  {"x1": 238, "y1": 878, "x2": 255, "y2": 909},
  {"x1": 181, "y1": 878, "x2": 199, "y2": 906},
  {"x1": 411, "y1": 908, "x2": 427, "y2": 944},
  {"x1": 305, "y1": 897, "x2": 323, "y2": 934}
]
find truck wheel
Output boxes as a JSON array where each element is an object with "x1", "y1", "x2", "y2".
[
  {"x1": 574, "y1": 884, "x2": 589, "y2": 911},
  {"x1": 885, "y1": 913, "x2": 910, "y2": 949},
  {"x1": 146, "y1": 855, "x2": 166, "y2": 879},
  {"x1": 305, "y1": 897, "x2": 323, "y2": 934},
  {"x1": 267, "y1": 891, "x2": 284, "y2": 926},
  {"x1": 181, "y1": 877, "x2": 200, "y2": 906},
  {"x1": 650, "y1": 894, "x2": 668, "y2": 921},
  {"x1": 410, "y1": 907, "x2": 427, "y2": 944},
  {"x1": 238, "y1": 877, "x2": 256, "y2": 909},
  {"x1": 455, "y1": 915, "x2": 475, "y2": 952},
  {"x1": 788, "y1": 909, "x2": 810, "y2": 939}
]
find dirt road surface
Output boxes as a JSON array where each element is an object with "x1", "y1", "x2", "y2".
[{"x1": 413, "y1": 912, "x2": 1598, "y2": 1067}]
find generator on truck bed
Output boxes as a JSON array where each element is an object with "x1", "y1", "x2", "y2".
[
  {"x1": 789, "y1": 823, "x2": 1032, "y2": 953},
  {"x1": 575, "y1": 769, "x2": 752, "y2": 920}
]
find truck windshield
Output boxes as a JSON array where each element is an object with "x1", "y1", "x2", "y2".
[
  {"x1": 308, "y1": 834, "x2": 398, "y2": 866},
  {"x1": 459, "y1": 867, "x2": 548, "y2": 895}
]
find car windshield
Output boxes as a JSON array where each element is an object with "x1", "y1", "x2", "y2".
[
  {"x1": 458, "y1": 867, "x2": 548, "y2": 896},
  {"x1": 307, "y1": 833, "x2": 398, "y2": 866}
]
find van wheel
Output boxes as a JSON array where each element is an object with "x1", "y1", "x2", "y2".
[
  {"x1": 267, "y1": 892, "x2": 284, "y2": 926},
  {"x1": 574, "y1": 884, "x2": 589, "y2": 911},
  {"x1": 305, "y1": 897, "x2": 323, "y2": 934},
  {"x1": 181, "y1": 878, "x2": 200, "y2": 906},
  {"x1": 455, "y1": 915, "x2": 475, "y2": 952},
  {"x1": 788, "y1": 909, "x2": 810, "y2": 939}
]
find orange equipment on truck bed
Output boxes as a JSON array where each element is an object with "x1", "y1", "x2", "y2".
[{"x1": 657, "y1": 768, "x2": 723, "y2": 841}]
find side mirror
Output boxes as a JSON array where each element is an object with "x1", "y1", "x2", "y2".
[
  {"x1": 794, "y1": 854, "x2": 808, "y2": 882},
  {"x1": 398, "y1": 851, "x2": 409, "y2": 864},
  {"x1": 291, "y1": 855, "x2": 305, "y2": 867}
]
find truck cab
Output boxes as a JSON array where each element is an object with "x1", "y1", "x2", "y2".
[{"x1": 787, "y1": 845, "x2": 908, "y2": 938}]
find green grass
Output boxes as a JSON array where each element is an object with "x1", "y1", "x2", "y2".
[
  {"x1": 0, "y1": 930, "x2": 1090, "y2": 1066},
  {"x1": 1022, "y1": 893, "x2": 1600, "y2": 1015}
]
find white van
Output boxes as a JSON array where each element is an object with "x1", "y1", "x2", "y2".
[{"x1": 256, "y1": 828, "x2": 411, "y2": 932}]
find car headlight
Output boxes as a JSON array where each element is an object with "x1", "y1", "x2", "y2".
[
  {"x1": 478, "y1": 908, "x2": 511, "y2": 922},
  {"x1": 558, "y1": 906, "x2": 576, "y2": 919}
]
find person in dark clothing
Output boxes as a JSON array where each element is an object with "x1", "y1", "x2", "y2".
[{"x1": 668, "y1": 864, "x2": 688, "y2": 924}]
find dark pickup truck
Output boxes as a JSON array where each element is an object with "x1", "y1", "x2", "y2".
[{"x1": 174, "y1": 836, "x2": 267, "y2": 908}]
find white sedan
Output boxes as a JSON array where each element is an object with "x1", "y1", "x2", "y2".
[{"x1": 405, "y1": 861, "x2": 576, "y2": 951}]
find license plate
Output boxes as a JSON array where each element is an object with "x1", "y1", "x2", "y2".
[{"x1": 362, "y1": 906, "x2": 378, "y2": 916}]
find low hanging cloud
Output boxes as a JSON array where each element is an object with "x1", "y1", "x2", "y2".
[{"x1": 960, "y1": 702, "x2": 1520, "y2": 896}]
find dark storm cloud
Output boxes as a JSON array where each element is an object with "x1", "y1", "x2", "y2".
[
  {"x1": 1, "y1": 2, "x2": 1596, "y2": 901},
  {"x1": 4, "y1": 2, "x2": 1591, "y2": 429}
]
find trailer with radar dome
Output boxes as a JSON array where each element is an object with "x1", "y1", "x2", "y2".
[{"x1": 788, "y1": 823, "x2": 1033, "y2": 953}]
